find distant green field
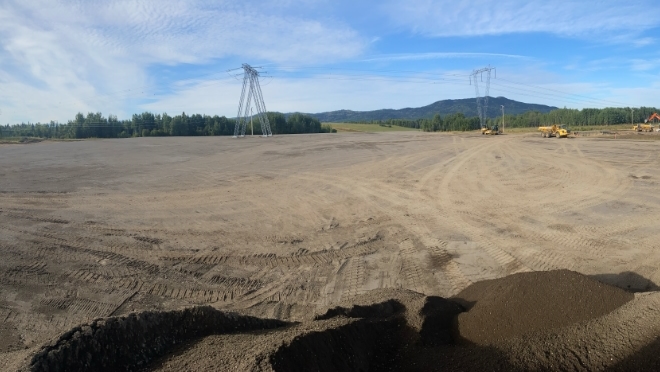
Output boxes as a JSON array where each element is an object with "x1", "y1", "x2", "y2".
[
  {"x1": 326, "y1": 123, "x2": 419, "y2": 133},
  {"x1": 0, "y1": 136, "x2": 45, "y2": 144}
]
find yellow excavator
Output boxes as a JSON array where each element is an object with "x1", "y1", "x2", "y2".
[
  {"x1": 634, "y1": 113, "x2": 659, "y2": 132},
  {"x1": 538, "y1": 124, "x2": 569, "y2": 138}
]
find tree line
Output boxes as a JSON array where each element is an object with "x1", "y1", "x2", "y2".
[
  {"x1": 1, "y1": 112, "x2": 334, "y2": 139},
  {"x1": 3, "y1": 106, "x2": 659, "y2": 138},
  {"x1": 353, "y1": 106, "x2": 660, "y2": 132}
]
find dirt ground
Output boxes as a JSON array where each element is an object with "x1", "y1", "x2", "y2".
[{"x1": 1, "y1": 131, "x2": 660, "y2": 370}]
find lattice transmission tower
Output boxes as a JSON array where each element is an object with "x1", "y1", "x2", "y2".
[
  {"x1": 470, "y1": 65, "x2": 496, "y2": 129},
  {"x1": 233, "y1": 64, "x2": 272, "y2": 138}
]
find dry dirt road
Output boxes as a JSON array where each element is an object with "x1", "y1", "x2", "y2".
[{"x1": 1, "y1": 132, "x2": 659, "y2": 367}]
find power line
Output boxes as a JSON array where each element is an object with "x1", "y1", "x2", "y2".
[
  {"x1": 495, "y1": 77, "x2": 627, "y2": 107},
  {"x1": 233, "y1": 64, "x2": 272, "y2": 138},
  {"x1": 470, "y1": 65, "x2": 496, "y2": 129}
]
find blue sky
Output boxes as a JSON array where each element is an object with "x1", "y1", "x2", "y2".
[{"x1": 2, "y1": 0, "x2": 660, "y2": 123}]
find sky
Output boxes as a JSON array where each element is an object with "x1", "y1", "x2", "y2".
[{"x1": 2, "y1": 0, "x2": 660, "y2": 124}]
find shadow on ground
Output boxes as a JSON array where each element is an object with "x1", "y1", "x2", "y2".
[{"x1": 590, "y1": 271, "x2": 659, "y2": 292}]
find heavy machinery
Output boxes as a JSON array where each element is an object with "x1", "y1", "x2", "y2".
[
  {"x1": 538, "y1": 124, "x2": 569, "y2": 138},
  {"x1": 635, "y1": 113, "x2": 660, "y2": 132},
  {"x1": 481, "y1": 124, "x2": 500, "y2": 135}
]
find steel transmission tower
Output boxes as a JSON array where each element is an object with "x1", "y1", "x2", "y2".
[
  {"x1": 470, "y1": 65, "x2": 496, "y2": 129},
  {"x1": 233, "y1": 64, "x2": 272, "y2": 138}
]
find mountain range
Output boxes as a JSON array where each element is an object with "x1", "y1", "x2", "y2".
[{"x1": 299, "y1": 97, "x2": 557, "y2": 122}]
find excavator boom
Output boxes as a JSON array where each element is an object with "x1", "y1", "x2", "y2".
[{"x1": 646, "y1": 112, "x2": 660, "y2": 123}]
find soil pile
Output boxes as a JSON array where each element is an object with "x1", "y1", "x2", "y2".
[
  {"x1": 23, "y1": 271, "x2": 660, "y2": 372},
  {"x1": 147, "y1": 316, "x2": 403, "y2": 372},
  {"x1": 24, "y1": 307, "x2": 287, "y2": 372},
  {"x1": 454, "y1": 269, "x2": 634, "y2": 345}
]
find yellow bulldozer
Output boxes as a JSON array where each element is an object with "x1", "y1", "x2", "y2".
[{"x1": 538, "y1": 124, "x2": 569, "y2": 138}]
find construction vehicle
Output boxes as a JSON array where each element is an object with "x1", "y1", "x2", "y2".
[
  {"x1": 481, "y1": 124, "x2": 500, "y2": 135},
  {"x1": 634, "y1": 113, "x2": 660, "y2": 132},
  {"x1": 633, "y1": 123, "x2": 655, "y2": 132},
  {"x1": 538, "y1": 124, "x2": 569, "y2": 138}
]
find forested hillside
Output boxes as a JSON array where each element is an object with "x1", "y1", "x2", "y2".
[{"x1": 306, "y1": 97, "x2": 557, "y2": 122}]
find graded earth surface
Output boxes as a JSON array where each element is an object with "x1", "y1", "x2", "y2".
[{"x1": 1, "y1": 131, "x2": 659, "y2": 370}]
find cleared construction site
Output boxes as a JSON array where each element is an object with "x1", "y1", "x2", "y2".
[{"x1": 1, "y1": 131, "x2": 660, "y2": 371}]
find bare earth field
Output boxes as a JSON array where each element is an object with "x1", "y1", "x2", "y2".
[{"x1": 1, "y1": 131, "x2": 660, "y2": 370}]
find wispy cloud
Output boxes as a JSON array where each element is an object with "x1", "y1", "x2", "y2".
[
  {"x1": 380, "y1": 1, "x2": 660, "y2": 39},
  {"x1": 141, "y1": 72, "x2": 476, "y2": 116},
  {"x1": 0, "y1": 0, "x2": 366, "y2": 123},
  {"x1": 360, "y1": 52, "x2": 529, "y2": 62},
  {"x1": 1, "y1": 0, "x2": 657, "y2": 124},
  {"x1": 632, "y1": 37, "x2": 655, "y2": 48},
  {"x1": 143, "y1": 70, "x2": 659, "y2": 116},
  {"x1": 630, "y1": 59, "x2": 660, "y2": 72},
  {"x1": 563, "y1": 56, "x2": 660, "y2": 73}
]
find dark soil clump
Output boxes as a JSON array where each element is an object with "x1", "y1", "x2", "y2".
[{"x1": 453, "y1": 269, "x2": 634, "y2": 345}]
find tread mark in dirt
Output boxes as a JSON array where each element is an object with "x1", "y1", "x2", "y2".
[
  {"x1": 0, "y1": 309, "x2": 18, "y2": 323},
  {"x1": 340, "y1": 257, "x2": 366, "y2": 301},
  {"x1": 3, "y1": 212, "x2": 69, "y2": 224},
  {"x1": 146, "y1": 281, "x2": 251, "y2": 303},
  {"x1": 399, "y1": 240, "x2": 425, "y2": 294},
  {"x1": 44, "y1": 244, "x2": 162, "y2": 275},
  {"x1": 207, "y1": 276, "x2": 263, "y2": 292},
  {"x1": 173, "y1": 263, "x2": 216, "y2": 278},
  {"x1": 132, "y1": 236, "x2": 163, "y2": 245},
  {"x1": 171, "y1": 241, "x2": 378, "y2": 269},
  {"x1": 427, "y1": 244, "x2": 473, "y2": 295},
  {"x1": 480, "y1": 242, "x2": 530, "y2": 275}
]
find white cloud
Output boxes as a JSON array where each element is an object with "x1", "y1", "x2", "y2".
[
  {"x1": 630, "y1": 59, "x2": 660, "y2": 72},
  {"x1": 141, "y1": 72, "x2": 477, "y2": 116},
  {"x1": 142, "y1": 69, "x2": 658, "y2": 117},
  {"x1": 2, "y1": 0, "x2": 658, "y2": 124},
  {"x1": 633, "y1": 37, "x2": 655, "y2": 48},
  {"x1": 0, "y1": 0, "x2": 366, "y2": 123},
  {"x1": 380, "y1": 0, "x2": 660, "y2": 38},
  {"x1": 360, "y1": 52, "x2": 529, "y2": 62}
]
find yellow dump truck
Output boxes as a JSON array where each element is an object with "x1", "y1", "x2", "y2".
[
  {"x1": 633, "y1": 123, "x2": 654, "y2": 132},
  {"x1": 538, "y1": 124, "x2": 569, "y2": 138}
]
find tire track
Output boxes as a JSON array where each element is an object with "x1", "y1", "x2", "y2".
[
  {"x1": 398, "y1": 240, "x2": 424, "y2": 293},
  {"x1": 427, "y1": 137, "x2": 532, "y2": 276},
  {"x1": 294, "y1": 168, "x2": 474, "y2": 295},
  {"x1": 166, "y1": 239, "x2": 379, "y2": 269}
]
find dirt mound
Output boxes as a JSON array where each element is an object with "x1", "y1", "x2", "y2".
[
  {"x1": 147, "y1": 316, "x2": 403, "y2": 372},
  {"x1": 454, "y1": 269, "x2": 634, "y2": 345},
  {"x1": 25, "y1": 306, "x2": 287, "y2": 372},
  {"x1": 148, "y1": 290, "x2": 449, "y2": 372},
  {"x1": 23, "y1": 290, "x2": 442, "y2": 372},
  {"x1": 24, "y1": 273, "x2": 660, "y2": 372}
]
